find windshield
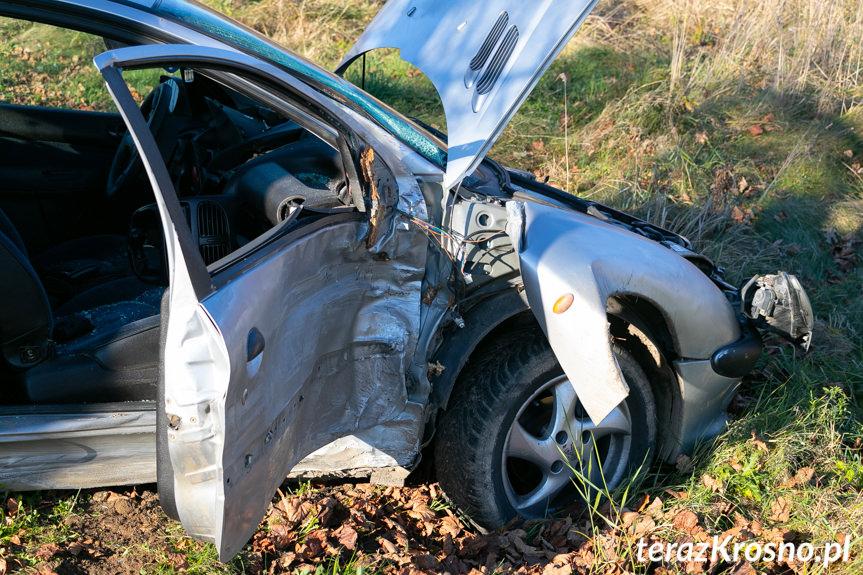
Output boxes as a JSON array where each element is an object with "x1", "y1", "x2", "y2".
[{"x1": 146, "y1": 0, "x2": 447, "y2": 169}]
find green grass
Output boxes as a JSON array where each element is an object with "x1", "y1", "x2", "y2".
[{"x1": 0, "y1": 17, "x2": 167, "y2": 110}]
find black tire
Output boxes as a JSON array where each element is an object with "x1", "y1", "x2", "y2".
[{"x1": 434, "y1": 327, "x2": 657, "y2": 529}]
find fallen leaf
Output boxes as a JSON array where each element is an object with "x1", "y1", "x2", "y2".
[
  {"x1": 695, "y1": 131, "x2": 709, "y2": 145},
  {"x1": 747, "y1": 124, "x2": 764, "y2": 136},
  {"x1": 742, "y1": 522, "x2": 759, "y2": 538},
  {"x1": 412, "y1": 554, "x2": 441, "y2": 571},
  {"x1": 644, "y1": 497, "x2": 664, "y2": 517},
  {"x1": 285, "y1": 499, "x2": 313, "y2": 524},
  {"x1": 730, "y1": 205, "x2": 753, "y2": 225},
  {"x1": 702, "y1": 473, "x2": 724, "y2": 493},
  {"x1": 407, "y1": 502, "x2": 435, "y2": 522},
  {"x1": 442, "y1": 533, "x2": 454, "y2": 556},
  {"x1": 531, "y1": 140, "x2": 545, "y2": 152},
  {"x1": 165, "y1": 552, "x2": 189, "y2": 570},
  {"x1": 731, "y1": 560, "x2": 756, "y2": 574},
  {"x1": 293, "y1": 563, "x2": 316, "y2": 575},
  {"x1": 303, "y1": 530, "x2": 326, "y2": 558},
  {"x1": 440, "y1": 515, "x2": 462, "y2": 538},
  {"x1": 750, "y1": 430, "x2": 769, "y2": 452},
  {"x1": 332, "y1": 524, "x2": 358, "y2": 551},
  {"x1": 673, "y1": 510, "x2": 699, "y2": 534},
  {"x1": 506, "y1": 530, "x2": 543, "y2": 557},
  {"x1": 279, "y1": 552, "x2": 297, "y2": 569},
  {"x1": 0, "y1": 557, "x2": 5, "y2": 575},
  {"x1": 763, "y1": 527, "x2": 796, "y2": 544},
  {"x1": 68, "y1": 542, "x2": 85, "y2": 556},
  {"x1": 379, "y1": 537, "x2": 397, "y2": 554},
  {"x1": 835, "y1": 533, "x2": 850, "y2": 546},
  {"x1": 782, "y1": 466, "x2": 816, "y2": 488},
  {"x1": 4, "y1": 499, "x2": 18, "y2": 516},
  {"x1": 636, "y1": 493, "x2": 651, "y2": 512},
  {"x1": 830, "y1": 232, "x2": 859, "y2": 273},
  {"x1": 543, "y1": 563, "x2": 571, "y2": 575},
  {"x1": 622, "y1": 512, "x2": 655, "y2": 537},
  {"x1": 784, "y1": 242, "x2": 802, "y2": 256},
  {"x1": 33, "y1": 543, "x2": 60, "y2": 560},
  {"x1": 843, "y1": 149, "x2": 854, "y2": 158},
  {"x1": 769, "y1": 497, "x2": 791, "y2": 522},
  {"x1": 664, "y1": 489, "x2": 689, "y2": 500}
]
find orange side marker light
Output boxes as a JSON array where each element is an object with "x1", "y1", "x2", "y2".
[{"x1": 553, "y1": 293, "x2": 574, "y2": 314}]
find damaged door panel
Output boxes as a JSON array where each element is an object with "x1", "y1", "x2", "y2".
[
  {"x1": 507, "y1": 200, "x2": 742, "y2": 424},
  {"x1": 98, "y1": 45, "x2": 427, "y2": 560}
]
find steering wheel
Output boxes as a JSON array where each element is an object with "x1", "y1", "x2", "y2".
[{"x1": 107, "y1": 78, "x2": 183, "y2": 197}]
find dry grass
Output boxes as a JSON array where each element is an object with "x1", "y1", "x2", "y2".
[
  {"x1": 637, "y1": 0, "x2": 863, "y2": 112},
  {"x1": 226, "y1": 0, "x2": 381, "y2": 67}
]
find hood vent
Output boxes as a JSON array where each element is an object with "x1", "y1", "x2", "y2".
[
  {"x1": 465, "y1": 11, "x2": 509, "y2": 89},
  {"x1": 472, "y1": 24, "x2": 519, "y2": 111}
]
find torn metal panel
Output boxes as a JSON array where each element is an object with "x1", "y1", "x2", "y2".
[
  {"x1": 334, "y1": 105, "x2": 438, "y2": 219},
  {"x1": 0, "y1": 407, "x2": 156, "y2": 490},
  {"x1": 361, "y1": 147, "x2": 388, "y2": 249},
  {"x1": 509, "y1": 201, "x2": 741, "y2": 424},
  {"x1": 291, "y1": 424, "x2": 421, "y2": 475},
  {"x1": 197, "y1": 218, "x2": 425, "y2": 559}
]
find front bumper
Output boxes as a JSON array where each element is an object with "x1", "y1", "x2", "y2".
[{"x1": 669, "y1": 270, "x2": 813, "y2": 459}]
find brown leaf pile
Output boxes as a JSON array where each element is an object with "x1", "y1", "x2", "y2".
[
  {"x1": 244, "y1": 483, "x2": 609, "y2": 575},
  {"x1": 611, "y1": 493, "x2": 807, "y2": 575}
]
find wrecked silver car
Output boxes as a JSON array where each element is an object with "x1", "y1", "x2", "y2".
[{"x1": 0, "y1": 0, "x2": 812, "y2": 560}]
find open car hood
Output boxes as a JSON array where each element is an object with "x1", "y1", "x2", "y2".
[{"x1": 337, "y1": 0, "x2": 599, "y2": 188}]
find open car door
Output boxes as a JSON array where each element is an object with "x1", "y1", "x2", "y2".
[{"x1": 96, "y1": 45, "x2": 425, "y2": 559}]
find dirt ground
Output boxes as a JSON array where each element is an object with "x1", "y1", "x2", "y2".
[
  {"x1": 8, "y1": 488, "x2": 177, "y2": 575},
  {"x1": 3, "y1": 475, "x2": 820, "y2": 575}
]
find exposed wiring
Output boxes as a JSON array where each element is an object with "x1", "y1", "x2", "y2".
[{"x1": 404, "y1": 213, "x2": 506, "y2": 283}]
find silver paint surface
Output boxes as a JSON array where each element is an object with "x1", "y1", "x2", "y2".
[
  {"x1": 511, "y1": 200, "x2": 741, "y2": 424},
  {"x1": 340, "y1": 0, "x2": 599, "y2": 187},
  {"x1": 0, "y1": 408, "x2": 156, "y2": 490}
]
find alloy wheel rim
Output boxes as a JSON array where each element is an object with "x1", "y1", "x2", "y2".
[{"x1": 500, "y1": 374, "x2": 633, "y2": 518}]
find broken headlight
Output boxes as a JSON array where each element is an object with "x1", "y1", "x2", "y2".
[{"x1": 741, "y1": 272, "x2": 814, "y2": 350}]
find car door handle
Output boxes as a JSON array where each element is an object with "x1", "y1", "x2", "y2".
[{"x1": 246, "y1": 328, "x2": 265, "y2": 362}]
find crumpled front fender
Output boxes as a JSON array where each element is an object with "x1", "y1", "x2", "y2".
[{"x1": 507, "y1": 201, "x2": 740, "y2": 424}]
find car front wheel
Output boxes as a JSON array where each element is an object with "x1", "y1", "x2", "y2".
[{"x1": 434, "y1": 328, "x2": 657, "y2": 529}]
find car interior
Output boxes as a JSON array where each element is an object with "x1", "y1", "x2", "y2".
[{"x1": 0, "y1": 21, "x2": 359, "y2": 406}]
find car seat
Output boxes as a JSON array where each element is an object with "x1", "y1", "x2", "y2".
[{"x1": 0, "y1": 208, "x2": 162, "y2": 403}]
